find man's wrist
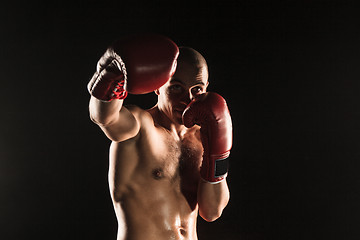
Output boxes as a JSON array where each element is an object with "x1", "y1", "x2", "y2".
[{"x1": 200, "y1": 174, "x2": 227, "y2": 184}]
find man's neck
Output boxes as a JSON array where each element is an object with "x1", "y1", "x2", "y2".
[{"x1": 148, "y1": 105, "x2": 187, "y2": 138}]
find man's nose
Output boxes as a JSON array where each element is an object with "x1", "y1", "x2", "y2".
[{"x1": 180, "y1": 90, "x2": 194, "y2": 105}]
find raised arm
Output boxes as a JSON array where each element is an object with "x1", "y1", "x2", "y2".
[
  {"x1": 183, "y1": 92, "x2": 233, "y2": 221},
  {"x1": 88, "y1": 34, "x2": 179, "y2": 142}
]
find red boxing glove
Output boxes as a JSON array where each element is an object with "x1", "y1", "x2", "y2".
[
  {"x1": 182, "y1": 92, "x2": 233, "y2": 183},
  {"x1": 88, "y1": 34, "x2": 179, "y2": 101}
]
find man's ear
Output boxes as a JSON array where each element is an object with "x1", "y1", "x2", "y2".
[
  {"x1": 154, "y1": 89, "x2": 160, "y2": 95},
  {"x1": 205, "y1": 81, "x2": 209, "y2": 91}
]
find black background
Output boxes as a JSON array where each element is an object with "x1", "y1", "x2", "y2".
[{"x1": 1, "y1": 1, "x2": 360, "y2": 239}]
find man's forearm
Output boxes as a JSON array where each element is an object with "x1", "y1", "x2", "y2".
[
  {"x1": 197, "y1": 179, "x2": 230, "y2": 222},
  {"x1": 89, "y1": 96, "x2": 124, "y2": 126}
]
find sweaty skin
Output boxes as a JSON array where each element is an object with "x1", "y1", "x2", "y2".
[{"x1": 89, "y1": 47, "x2": 230, "y2": 240}]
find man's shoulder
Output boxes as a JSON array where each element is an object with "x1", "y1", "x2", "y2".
[
  {"x1": 125, "y1": 104, "x2": 146, "y2": 114},
  {"x1": 124, "y1": 104, "x2": 157, "y2": 130},
  {"x1": 124, "y1": 104, "x2": 150, "y2": 116}
]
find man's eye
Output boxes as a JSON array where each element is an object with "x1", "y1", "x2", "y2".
[
  {"x1": 192, "y1": 87, "x2": 203, "y2": 94},
  {"x1": 170, "y1": 85, "x2": 182, "y2": 92}
]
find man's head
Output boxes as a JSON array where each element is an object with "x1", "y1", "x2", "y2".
[{"x1": 155, "y1": 47, "x2": 209, "y2": 124}]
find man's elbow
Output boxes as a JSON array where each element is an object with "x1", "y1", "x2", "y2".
[
  {"x1": 199, "y1": 208, "x2": 223, "y2": 222},
  {"x1": 89, "y1": 112, "x2": 113, "y2": 126}
]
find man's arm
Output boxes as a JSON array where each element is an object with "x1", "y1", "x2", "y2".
[
  {"x1": 183, "y1": 92, "x2": 233, "y2": 221},
  {"x1": 89, "y1": 97, "x2": 140, "y2": 142},
  {"x1": 87, "y1": 34, "x2": 179, "y2": 142},
  {"x1": 197, "y1": 179, "x2": 230, "y2": 222}
]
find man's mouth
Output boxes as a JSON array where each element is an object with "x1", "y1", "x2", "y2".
[{"x1": 174, "y1": 108, "x2": 186, "y2": 114}]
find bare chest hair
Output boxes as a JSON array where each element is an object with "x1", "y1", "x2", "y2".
[{"x1": 151, "y1": 131, "x2": 202, "y2": 182}]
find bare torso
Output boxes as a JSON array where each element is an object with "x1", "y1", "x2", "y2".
[{"x1": 108, "y1": 106, "x2": 203, "y2": 240}]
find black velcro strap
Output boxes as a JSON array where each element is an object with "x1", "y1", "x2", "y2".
[{"x1": 214, "y1": 158, "x2": 229, "y2": 177}]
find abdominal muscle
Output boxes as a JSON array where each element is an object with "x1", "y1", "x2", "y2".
[
  {"x1": 113, "y1": 181, "x2": 199, "y2": 240},
  {"x1": 108, "y1": 131, "x2": 201, "y2": 240}
]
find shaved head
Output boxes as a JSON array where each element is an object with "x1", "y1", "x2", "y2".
[
  {"x1": 177, "y1": 47, "x2": 209, "y2": 82},
  {"x1": 156, "y1": 47, "x2": 210, "y2": 124}
]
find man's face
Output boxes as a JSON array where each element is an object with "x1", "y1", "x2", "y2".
[{"x1": 156, "y1": 60, "x2": 209, "y2": 125}]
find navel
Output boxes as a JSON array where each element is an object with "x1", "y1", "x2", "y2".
[
  {"x1": 152, "y1": 168, "x2": 164, "y2": 180},
  {"x1": 180, "y1": 228, "x2": 187, "y2": 236}
]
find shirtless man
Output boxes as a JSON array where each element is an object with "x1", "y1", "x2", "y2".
[{"x1": 88, "y1": 34, "x2": 233, "y2": 240}]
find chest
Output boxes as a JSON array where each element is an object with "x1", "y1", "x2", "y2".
[{"x1": 148, "y1": 130, "x2": 203, "y2": 183}]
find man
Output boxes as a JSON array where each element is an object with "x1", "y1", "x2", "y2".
[{"x1": 88, "y1": 34, "x2": 233, "y2": 240}]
